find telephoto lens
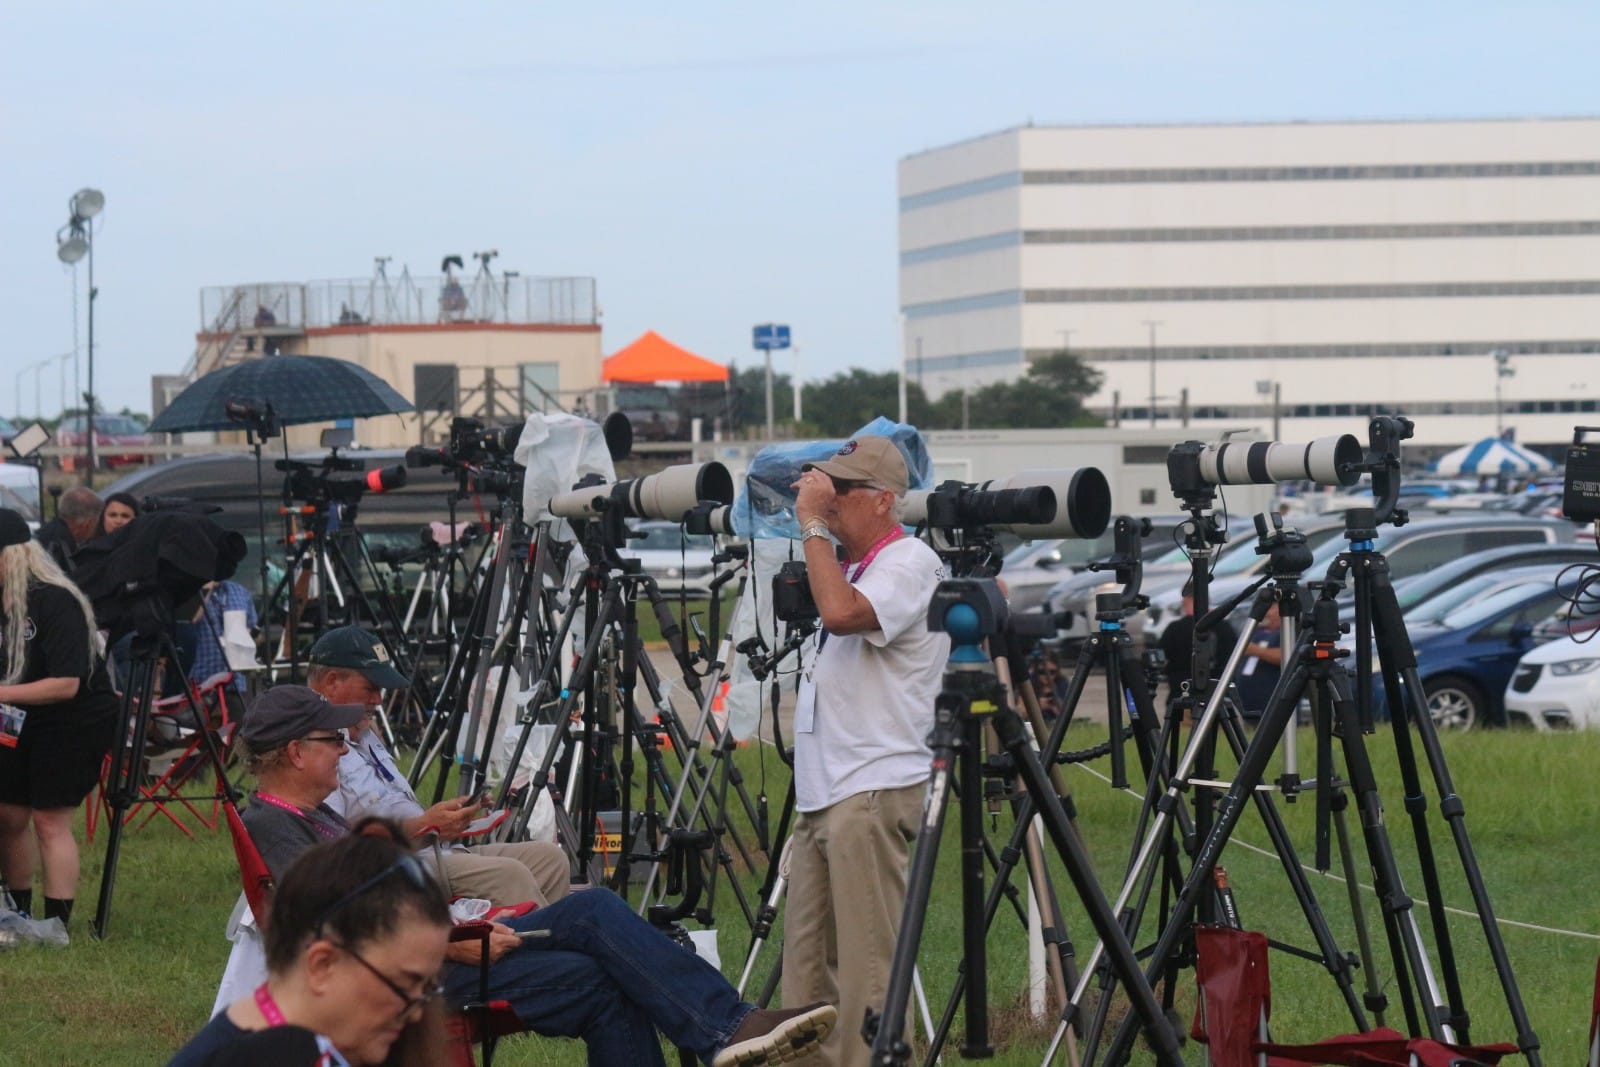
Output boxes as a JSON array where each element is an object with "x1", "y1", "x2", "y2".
[
  {"x1": 903, "y1": 467, "x2": 1111, "y2": 540},
  {"x1": 1195, "y1": 435, "x2": 1361, "y2": 488}
]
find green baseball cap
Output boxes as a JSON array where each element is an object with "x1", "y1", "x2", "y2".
[{"x1": 308, "y1": 626, "x2": 411, "y2": 689}]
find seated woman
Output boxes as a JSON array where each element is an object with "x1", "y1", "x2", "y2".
[
  {"x1": 219, "y1": 687, "x2": 836, "y2": 1067},
  {"x1": 169, "y1": 820, "x2": 454, "y2": 1066}
]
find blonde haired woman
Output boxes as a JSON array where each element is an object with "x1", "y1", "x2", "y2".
[{"x1": 0, "y1": 508, "x2": 118, "y2": 930}]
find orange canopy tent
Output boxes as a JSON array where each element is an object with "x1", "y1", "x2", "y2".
[{"x1": 602, "y1": 331, "x2": 730, "y2": 383}]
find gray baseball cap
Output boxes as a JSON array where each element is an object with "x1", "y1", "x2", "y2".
[{"x1": 238, "y1": 685, "x2": 366, "y2": 753}]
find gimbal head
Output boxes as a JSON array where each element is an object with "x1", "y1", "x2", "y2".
[
  {"x1": 1085, "y1": 514, "x2": 1153, "y2": 618},
  {"x1": 1357, "y1": 414, "x2": 1414, "y2": 528}
]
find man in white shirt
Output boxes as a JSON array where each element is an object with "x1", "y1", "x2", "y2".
[
  {"x1": 782, "y1": 434, "x2": 949, "y2": 1067},
  {"x1": 306, "y1": 627, "x2": 570, "y2": 907}
]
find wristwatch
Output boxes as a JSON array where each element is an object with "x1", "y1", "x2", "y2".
[{"x1": 801, "y1": 520, "x2": 831, "y2": 542}]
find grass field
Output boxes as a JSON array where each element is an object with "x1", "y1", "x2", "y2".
[{"x1": 4, "y1": 721, "x2": 1598, "y2": 1065}]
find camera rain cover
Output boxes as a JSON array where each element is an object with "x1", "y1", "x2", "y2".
[
  {"x1": 73, "y1": 510, "x2": 248, "y2": 641},
  {"x1": 730, "y1": 417, "x2": 934, "y2": 540},
  {"x1": 516, "y1": 412, "x2": 619, "y2": 526}
]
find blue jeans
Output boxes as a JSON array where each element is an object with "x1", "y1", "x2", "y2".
[{"x1": 442, "y1": 888, "x2": 753, "y2": 1066}]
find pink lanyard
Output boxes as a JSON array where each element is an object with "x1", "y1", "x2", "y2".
[
  {"x1": 842, "y1": 527, "x2": 903, "y2": 584},
  {"x1": 254, "y1": 792, "x2": 342, "y2": 840},
  {"x1": 254, "y1": 983, "x2": 287, "y2": 1026}
]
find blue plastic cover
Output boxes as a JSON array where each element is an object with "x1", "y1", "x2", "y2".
[{"x1": 729, "y1": 417, "x2": 934, "y2": 539}]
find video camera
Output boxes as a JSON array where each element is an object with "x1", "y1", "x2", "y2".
[
  {"x1": 277, "y1": 454, "x2": 406, "y2": 507},
  {"x1": 405, "y1": 417, "x2": 528, "y2": 497}
]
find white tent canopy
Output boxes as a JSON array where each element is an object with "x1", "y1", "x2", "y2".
[{"x1": 1430, "y1": 437, "x2": 1555, "y2": 476}]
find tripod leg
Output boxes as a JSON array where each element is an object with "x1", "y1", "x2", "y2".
[
  {"x1": 992, "y1": 704, "x2": 1184, "y2": 1067},
  {"x1": 866, "y1": 697, "x2": 960, "y2": 1067},
  {"x1": 1097, "y1": 655, "x2": 1310, "y2": 1066},
  {"x1": 1365, "y1": 568, "x2": 1540, "y2": 1061},
  {"x1": 93, "y1": 646, "x2": 160, "y2": 940}
]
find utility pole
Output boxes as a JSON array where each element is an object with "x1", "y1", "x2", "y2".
[
  {"x1": 1492, "y1": 348, "x2": 1514, "y2": 436},
  {"x1": 1141, "y1": 319, "x2": 1163, "y2": 427}
]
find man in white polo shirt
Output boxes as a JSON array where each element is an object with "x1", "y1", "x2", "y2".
[{"x1": 783, "y1": 434, "x2": 949, "y2": 1067}]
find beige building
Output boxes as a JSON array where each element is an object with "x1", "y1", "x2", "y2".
[
  {"x1": 898, "y1": 117, "x2": 1600, "y2": 449},
  {"x1": 175, "y1": 266, "x2": 603, "y2": 449}
]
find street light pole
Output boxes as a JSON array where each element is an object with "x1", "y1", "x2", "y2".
[
  {"x1": 1492, "y1": 348, "x2": 1514, "y2": 436},
  {"x1": 763, "y1": 348, "x2": 774, "y2": 440},
  {"x1": 1141, "y1": 319, "x2": 1163, "y2": 427},
  {"x1": 57, "y1": 187, "x2": 103, "y2": 484},
  {"x1": 792, "y1": 345, "x2": 802, "y2": 423}
]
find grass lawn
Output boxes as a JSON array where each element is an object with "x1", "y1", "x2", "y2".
[{"x1": 4, "y1": 721, "x2": 1598, "y2": 1065}]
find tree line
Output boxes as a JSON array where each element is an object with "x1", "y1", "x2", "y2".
[{"x1": 717, "y1": 350, "x2": 1104, "y2": 438}]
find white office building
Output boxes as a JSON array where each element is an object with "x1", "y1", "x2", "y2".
[{"x1": 897, "y1": 117, "x2": 1600, "y2": 451}]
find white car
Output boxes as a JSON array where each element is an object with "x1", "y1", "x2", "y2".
[
  {"x1": 1504, "y1": 634, "x2": 1600, "y2": 731},
  {"x1": 624, "y1": 520, "x2": 719, "y2": 598}
]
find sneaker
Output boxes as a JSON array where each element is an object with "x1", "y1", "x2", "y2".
[{"x1": 712, "y1": 1002, "x2": 836, "y2": 1067}]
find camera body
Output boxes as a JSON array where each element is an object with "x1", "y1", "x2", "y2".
[
  {"x1": 1564, "y1": 427, "x2": 1600, "y2": 523},
  {"x1": 449, "y1": 416, "x2": 523, "y2": 463},
  {"x1": 277, "y1": 455, "x2": 405, "y2": 507},
  {"x1": 773, "y1": 560, "x2": 820, "y2": 623}
]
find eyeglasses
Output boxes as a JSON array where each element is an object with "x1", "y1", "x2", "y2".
[
  {"x1": 336, "y1": 941, "x2": 447, "y2": 1018},
  {"x1": 316, "y1": 853, "x2": 435, "y2": 936},
  {"x1": 829, "y1": 476, "x2": 873, "y2": 495},
  {"x1": 299, "y1": 730, "x2": 350, "y2": 750}
]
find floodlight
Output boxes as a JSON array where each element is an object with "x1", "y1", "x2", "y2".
[
  {"x1": 57, "y1": 231, "x2": 88, "y2": 264},
  {"x1": 71, "y1": 188, "x2": 104, "y2": 220}
]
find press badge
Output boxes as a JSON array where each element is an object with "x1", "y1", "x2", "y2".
[
  {"x1": 0, "y1": 704, "x2": 25, "y2": 749},
  {"x1": 794, "y1": 680, "x2": 816, "y2": 734}
]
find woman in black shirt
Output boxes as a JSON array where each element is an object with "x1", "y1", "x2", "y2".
[{"x1": 0, "y1": 508, "x2": 118, "y2": 927}]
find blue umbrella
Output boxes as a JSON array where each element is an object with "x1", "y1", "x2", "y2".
[{"x1": 148, "y1": 355, "x2": 414, "y2": 433}]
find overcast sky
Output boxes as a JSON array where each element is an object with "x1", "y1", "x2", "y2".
[{"x1": 3, "y1": 1, "x2": 1596, "y2": 419}]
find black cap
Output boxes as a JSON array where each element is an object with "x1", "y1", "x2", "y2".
[
  {"x1": 238, "y1": 685, "x2": 366, "y2": 753},
  {"x1": 0, "y1": 509, "x2": 30, "y2": 549},
  {"x1": 308, "y1": 626, "x2": 411, "y2": 689}
]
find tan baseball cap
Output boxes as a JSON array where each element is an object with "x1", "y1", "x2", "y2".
[{"x1": 803, "y1": 435, "x2": 909, "y2": 496}]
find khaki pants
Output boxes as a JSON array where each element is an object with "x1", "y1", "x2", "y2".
[
  {"x1": 428, "y1": 840, "x2": 571, "y2": 907},
  {"x1": 783, "y1": 784, "x2": 924, "y2": 1067}
]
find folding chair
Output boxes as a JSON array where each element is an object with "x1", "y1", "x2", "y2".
[
  {"x1": 444, "y1": 922, "x2": 526, "y2": 1067},
  {"x1": 88, "y1": 672, "x2": 241, "y2": 842},
  {"x1": 1192, "y1": 924, "x2": 1518, "y2": 1067}
]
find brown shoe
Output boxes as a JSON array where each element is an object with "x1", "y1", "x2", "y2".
[{"x1": 712, "y1": 1002, "x2": 837, "y2": 1066}]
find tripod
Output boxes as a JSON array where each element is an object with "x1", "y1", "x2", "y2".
[
  {"x1": 865, "y1": 578, "x2": 1184, "y2": 1067},
  {"x1": 93, "y1": 618, "x2": 236, "y2": 939},
  {"x1": 1051, "y1": 515, "x2": 1372, "y2": 1066},
  {"x1": 1096, "y1": 427, "x2": 1541, "y2": 1065}
]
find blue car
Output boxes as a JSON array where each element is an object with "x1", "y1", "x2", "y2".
[{"x1": 1377, "y1": 578, "x2": 1580, "y2": 730}]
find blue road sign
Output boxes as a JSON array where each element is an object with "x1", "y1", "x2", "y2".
[{"x1": 753, "y1": 323, "x2": 792, "y2": 351}]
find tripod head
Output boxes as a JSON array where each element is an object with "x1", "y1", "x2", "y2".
[
  {"x1": 1356, "y1": 414, "x2": 1414, "y2": 528},
  {"x1": 1254, "y1": 512, "x2": 1314, "y2": 578},
  {"x1": 928, "y1": 578, "x2": 1008, "y2": 667},
  {"x1": 1085, "y1": 514, "x2": 1153, "y2": 617}
]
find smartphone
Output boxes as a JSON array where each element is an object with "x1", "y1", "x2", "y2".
[{"x1": 461, "y1": 809, "x2": 508, "y2": 837}]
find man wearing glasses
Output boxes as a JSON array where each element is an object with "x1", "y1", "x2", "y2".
[
  {"x1": 785, "y1": 434, "x2": 949, "y2": 1067},
  {"x1": 232, "y1": 685, "x2": 840, "y2": 1066},
  {"x1": 235, "y1": 686, "x2": 370, "y2": 866},
  {"x1": 306, "y1": 626, "x2": 569, "y2": 908}
]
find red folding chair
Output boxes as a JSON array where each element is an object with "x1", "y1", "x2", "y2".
[
  {"x1": 89, "y1": 672, "x2": 241, "y2": 842},
  {"x1": 1192, "y1": 925, "x2": 1519, "y2": 1067},
  {"x1": 444, "y1": 922, "x2": 525, "y2": 1067},
  {"x1": 223, "y1": 801, "x2": 275, "y2": 928}
]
